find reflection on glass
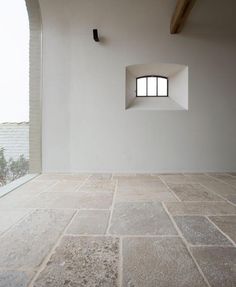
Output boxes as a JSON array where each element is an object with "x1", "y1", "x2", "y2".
[
  {"x1": 147, "y1": 77, "x2": 157, "y2": 96},
  {"x1": 137, "y1": 78, "x2": 146, "y2": 96},
  {"x1": 158, "y1": 77, "x2": 168, "y2": 96}
]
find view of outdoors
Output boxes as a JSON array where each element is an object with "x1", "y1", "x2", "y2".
[{"x1": 0, "y1": 0, "x2": 29, "y2": 187}]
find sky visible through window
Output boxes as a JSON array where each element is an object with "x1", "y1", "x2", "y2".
[
  {"x1": 137, "y1": 76, "x2": 168, "y2": 97},
  {"x1": 0, "y1": 0, "x2": 29, "y2": 123}
]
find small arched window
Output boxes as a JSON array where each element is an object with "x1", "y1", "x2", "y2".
[{"x1": 136, "y1": 76, "x2": 168, "y2": 97}]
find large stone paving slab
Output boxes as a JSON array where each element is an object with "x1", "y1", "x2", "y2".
[
  {"x1": 66, "y1": 210, "x2": 110, "y2": 235},
  {"x1": 165, "y1": 202, "x2": 236, "y2": 216},
  {"x1": 89, "y1": 173, "x2": 112, "y2": 180},
  {"x1": 16, "y1": 179, "x2": 57, "y2": 193},
  {"x1": 0, "y1": 181, "x2": 55, "y2": 209},
  {"x1": 109, "y1": 202, "x2": 177, "y2": 235},
  {"x1": 159, "y1": 174, "x2": 194, "y2": 184},
  {"x1": 117, "y1": 177, "x2": 169, "y2": 192},
  {"x1": 0, "y1": 271, "x2": 33, "y2": 287},
  {"x1": 209, "y1": 216, "x2": 236, "y2": 243},
  {"x1": 116, "y1": 188, "x2": 177, "y2": 203},
  {"x1": 24, "y1": 190, "x2": 113, "y2": 209},
  {"x1": 168, "y1": 183, "x2": 223, "y2": 201},
  {"x1": 112, "y1": 173, "x2": 137, "y2": 179},
  {"x1": 207, "y1": 173, "x2": 235, "y2": 182},
  {"x1": 183, "y1": 173, "x2": 215, "y2": 182},
  {"x1": 0, "y1": 209, "x2": 30, "y2": 235},
  {"x1": 227, "y1": 172, "x2": 236, "y2": 176},
  {"x1": 191, "y1": 247, "x2": 236, "y2": 287},
  {"x1": 36, "y1": 173, "x2": 90, "y2": 181},
  {"x1": 33, "y1": 236, "x2": 119, "y2": 287},
  {"x1": 46, "y1": 181, "x2": 82, "y2": 192},
  {"x1": 123, "y1": 237, "x2": 207, "y2": 287},
  {"x1": 78, "y1": 179, "x2": 116, "y2": 192},
  {"x1": 174, "y1": 216, "x2": 232, "y2": 245},
  {"x1": 116, "y1": 178, "x2": 177, "y2": 202},
  {"x1": 207, "y1": 173, "x2": 236, "y2": 187},
  {"x1": 198, "y1": 180, "x2": 236, "y2": 203},
  {"x1": 0, "y1": 209, "x2": 75, "y2": 269}
]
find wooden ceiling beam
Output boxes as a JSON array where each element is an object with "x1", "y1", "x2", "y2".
[{"x1": 170, "y1": 0, "x2": 197, "y2": 34}]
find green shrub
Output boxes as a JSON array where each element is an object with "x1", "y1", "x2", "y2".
[{"x1": 0, "y1": 148, "x2": 29, "y2": 187}]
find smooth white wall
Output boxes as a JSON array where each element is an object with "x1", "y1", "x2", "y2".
[
  {"x1": 40, "y1": 0, "x2": 236, "y2": 172},
  {"x1": 170, "y1": 67, "x2": 188, "y2": 109}
]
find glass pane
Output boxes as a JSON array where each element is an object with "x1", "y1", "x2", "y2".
[
  {"x1": 147, "y1": 77, "x2": 157, "y2": 96},
  {"x1": 137, "y1": 78, "x2": 146, "y2": 96},
  {"x1": 158, "y1": 77, "x2": 168, "y2": 96}
]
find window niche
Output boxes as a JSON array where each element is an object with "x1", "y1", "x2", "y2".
[{"x1": 125, "y1": 63, "x2": 188, "y2": 111}]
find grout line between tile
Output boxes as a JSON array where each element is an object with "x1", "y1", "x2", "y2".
[
  {"x1": 206, "y1": 216, "x2": 236, "y2": 247},
  {"x1": 38, "y1": 180, "x2": 60, "y2": 194},
  {"x1": 205, "y1": 173, "x2": 236, "y2": 188},
  {"x1": 0, "y1": 208, "x2": 36, "y2": 239},
  {"x1": 63, "y1": 209, "x2": 80, "y2": 234},
  {"x1": 118, "y1": 237, "x2": 123, "y2": 287},
  {"x1": 162, "y1": 202, "x2": 211, "y2": 287},
  {"x1": 74, "y1": 175, "x2": 92, "y2": 191},
  {"x1": 166, "y1": 213, "x2": 236, "y2": 216},
  {"x1": 159, "y1": 177, "x2": 181, "y2": 202},
  {"x1": 63, "y1": 234, "x2": 180, "y2": 238},
  {"x1": 27, "y1": 210, "x2": 78, "y2": 287},
  {"x1": 105, "y1": 179, "x2": 118, "y2": 235},
  {"x1": 198, "y1": 182, "x2": 236, "y2": 207}
]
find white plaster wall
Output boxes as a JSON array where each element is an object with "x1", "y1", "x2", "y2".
[
  {"x1": 40, "y1": 0, "x2": 236, "y2": 172},
  {"x1": 170, "y1": 67, "x2": 188, "y2": 109}
]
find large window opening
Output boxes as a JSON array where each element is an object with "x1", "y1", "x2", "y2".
[
  {"x1": 0, "y1": 0, "x2": 30, "y2": 187},
  {"x1": 136, "y1": 76, "x2": 168, "y2": 97}
]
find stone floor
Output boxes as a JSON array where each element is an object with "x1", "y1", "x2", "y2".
[{"x1": 0, "y1": 172, "x2": 236, "y2": 287}]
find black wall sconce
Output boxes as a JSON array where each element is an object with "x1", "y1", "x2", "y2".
[{"x1": 93, "y1": 29, "x2": 100, "y2": 42}]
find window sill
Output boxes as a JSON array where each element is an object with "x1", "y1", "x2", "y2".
[
  {"x1": 125, "y1": 97, "x2": 186, "y2": 111},
  {"x1": 0, "y1": 174, "x2": 39, "y2": 198}
]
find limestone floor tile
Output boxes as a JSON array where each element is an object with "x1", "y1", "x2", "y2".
[
  {"x1": 66, "y1": 210, "x2": 110, "y2": 235},
  {"x1": 191, "y1": 246, "x2": 236, "y2": 287},
  {"x1": 0, "y1": 209, "x2": 30, "y2": 235},
  {"x1": 165, "y1": 202, "x2": 236, "y2": 216},
  {"x1": 0, "y1": 270, "x2": 34, "y2": 287},
  {"x1": 224, "y1": 178, "x2": 236, "y2": 188},
  {"x1": 184, "y1": 173, "x2": 216, "y2": 183},
  {"x1": 159, "y1": 174, "x2": 194, "y2": 184},
  {"x1": 209, "y1": 216, "x2": 236, "y2": 243},
  {"x1": 116, "y1": 185, "x2": 177, "y2": 203},
  {"x1": 227, "y1": 172, "x2": 236, "y2": 176},
  {"x1": 112, "y1": 173, "x2": 136, "y2": 179},
  {"x1": 46, "y1": 180, "x2": 82, "y2": 192},
  {"x1": 198, "y1": 180, "x2": 236, "y2": 203},
  {"x1": 15, "y1": 179, "x2": 57, "y2": 193},
  {"x1": 0, "y1": 209, "x2": 75, "y2": 269},
  {"x1": 207, "y1": 173, "x2": 234, "y2": 181},
  {"x1": 207, "y1": 173, "x2": 236, "y2": 187},
  {"x1": 168, "y1": 183, "x2": 223, "y2": 201},
  {"x1": 0, "y1": 184, "x2": 49, "y2": 209},
  {"x1": 117, "y1": 178, "x2": 169, "y2": 196},
  {"x1": 79, "y1": 179, "x2": 116, "y2": 192},
  {"x1": 24, "y1": 191, "x2": 113, "y2": 209},
  {"x1": 218, "y1": 177, "x2": 236, "y2": 188},
  {"x1": 123, "y1": 237, "x2": 207, "y2": 287},
  {"x1": 33, "y1": 236, "x2": 119, "y2": 287},
  {"x1": 226, "y1": 194, "x2": 236, "y2": 204},
  {"x1": 89, "y1": 173, "x2": 112, "y2": 180},
  {"x1": 109, "y1": 202, "x2": 177, "y2": 235},
  {"x1": 135, "y1": 173, "x2": 160, "y2": 179},
  {"x1": 174, "y1": 216, "x2": 232, "y2": 246},
  {"x1": 36, "y1": 173, "x2": 90, "y2": 181}
]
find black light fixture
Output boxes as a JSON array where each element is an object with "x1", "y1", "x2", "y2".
[{"x1": 93, "y1": 29, "x2": 100, "y2": 42}]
